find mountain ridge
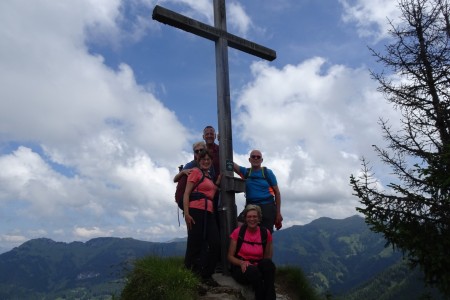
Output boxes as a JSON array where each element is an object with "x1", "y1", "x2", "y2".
[{"x1": 0, "y1": 215, "x2": 442, "y2": 299}]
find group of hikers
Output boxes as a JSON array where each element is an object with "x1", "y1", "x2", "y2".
[{"x1": 173, "y1": 125, "x2": 283, "y2": 300}]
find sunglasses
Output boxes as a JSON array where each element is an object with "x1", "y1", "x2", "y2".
[
  {"x1": 251, "y1": 155, "x2": 262, "y2": 159},
  {"x1": 194, "y1": 149, "x2": 205, "y2": 154}
]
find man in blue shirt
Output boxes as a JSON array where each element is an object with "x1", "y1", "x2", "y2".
[{"x1": 233, "y1": 150, "x2": 283, "y2": 233}]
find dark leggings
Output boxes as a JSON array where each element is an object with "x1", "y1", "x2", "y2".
[
  {"x1": 258, "y1": 202, "x2": 276, "y2": 233},
  {"x1": 231, "y1": 258, "x2": 276, "y2": 300},
  {"x1": 184, "y1": 208, "x2": 220, "y2": 278}
]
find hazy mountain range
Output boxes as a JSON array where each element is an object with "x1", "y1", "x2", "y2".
[{"x1": 0, "y1": 215, "x2": 443, "y2": 299}]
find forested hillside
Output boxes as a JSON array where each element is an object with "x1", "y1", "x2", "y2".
[{"x1": 0, "y1": 216, "x2": 443, "y2": 299}]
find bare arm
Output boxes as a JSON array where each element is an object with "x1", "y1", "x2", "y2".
[
  {"x1": 227, "y1": 238, "x2": 251, "y2": 273},
  {"x1": 264, "y1": 239, "x2": 273, "y2": 259},
  {"x1": 173, "y1": 168, "x2": 193, "y2": 183},
  {"x1": 215, "y1": 173, "x2": 223, "y2": 187},
  {"x1": 183, "y1": 180, "x2": 195, "y2": 230},
  {"x1": 233, "y1": 162, "x2": 240, "y2": 174},
  {"x1": 272, "y1": 185, "x2": 283, "y2": 225},
  {"x1": 227, "y1": 239, "x2": 239, "y2": 265}
]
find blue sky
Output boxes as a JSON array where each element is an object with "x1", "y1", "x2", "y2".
[{"x1": 0, "y1": 0, "x2": 403, "y2": 253}]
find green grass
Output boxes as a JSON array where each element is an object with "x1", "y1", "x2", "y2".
[
  {"x1": 276, "y1": 266, "x2": 323, "y2": 300},
  {"x1": 120, "y1": 256, "x2": 321, "y2": 300},
  {"x1": 120, "y1": 256, "x2": 199, "y2": 300}
]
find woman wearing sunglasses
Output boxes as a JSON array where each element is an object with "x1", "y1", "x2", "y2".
[{"x1": 172, "y1": 141, "x2": 206, "y2": 183}]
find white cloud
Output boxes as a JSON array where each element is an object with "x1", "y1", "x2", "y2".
[
  {"x1": 233, "y1": 57, "x2": 400, "y2": 225},
  {"x1": 0, "y1": 234, "x2": 27, "y2": 243},
  {"x1": 228, "y1": 2, "x2": 252, "y2": 37},
  {"x1": 339, "y1": 0, "x2": 400, "y2": 40},
  {"x1": 158, "y1": 0, "x2": 214, "y2": 24},
  {"x1": 0, "y1": 147, "x2": 70, "y2": 215},
  {"x1": 0, "y1": 0, "x2": 192, "y2": 250},
  {"x1": 73, "y1": 226, "x2": 112, "y2": 239},
  {"x1": 0, "y1": 0, "x2": 191, "y2": 159},
  {"x1": 156, "y1": 0, "x2": 257, "y2": 38},
  {"x1": 0, "y1": 0, "x2": 404, "y2": 252}
]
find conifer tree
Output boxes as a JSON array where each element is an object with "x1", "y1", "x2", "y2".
[{"x1": 350, "y1": 0, "x2": 450, "y2": 296}]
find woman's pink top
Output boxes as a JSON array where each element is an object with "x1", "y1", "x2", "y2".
[{"x1": 230, "y1": 226, "x2": 272, "y2": 262}]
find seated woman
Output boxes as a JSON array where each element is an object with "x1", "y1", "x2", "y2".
[{"x1": 227, "y1": 204, "x2": 276, "y2": 300}]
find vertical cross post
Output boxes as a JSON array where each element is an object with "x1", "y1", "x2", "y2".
[
  {"x1": 152, "y1": 0, "x2": 276, "y2": 274},
  {"x1": 214, "y1": 0, "x2": 236, "y2": 275}
]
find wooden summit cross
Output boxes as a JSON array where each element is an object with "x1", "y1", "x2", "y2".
[{"x1": 152, "y1": 0, "x2": 276, "y2": 274}]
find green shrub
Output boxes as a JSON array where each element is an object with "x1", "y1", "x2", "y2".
[
  {"x1": 120, "y1": 256, "x2": 199, "y2": 300},
  {"x1": 276, "y1": 266, "x2": 323, "y2": 300}
]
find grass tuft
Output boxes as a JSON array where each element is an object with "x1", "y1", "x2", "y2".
[
  {"x1": 120, "y1": 256, "x2": 199, "y2": 300},
  {"x1": 120, "y1": 256, "x2": 321, "y2": 299},
  {"x1": 276, "y1": 266, "x2": 323, "y2": 300}
]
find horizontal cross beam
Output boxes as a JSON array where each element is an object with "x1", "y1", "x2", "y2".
[{"x1": 152, "y1": 5, "x2": 276, "y2": 61}]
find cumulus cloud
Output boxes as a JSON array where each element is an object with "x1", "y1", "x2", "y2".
[
  {"x1": 1, "y1": 234, "x2": 28, "y2": 243},
  {"x1": 339, "y1": 0, "x2": 401, "y2": 40},
  {"x1": 0, "y1": 0, "x2": 403, "y2": 252},
  {"x1": 156, "y1": 0, "x2": 256, "y2": 37},
  {"x1": 228, "y1": 2, "x2": 252, "y2": 37},
  {"x1": 73, "y1": 226, "x2": 112, "y2": 239},
  {"x1": 157, "y1": 0, "x2": 214, "y2": 24},
  {"x1": 0, "y1": 147, "x2": 70, "y2": 215},
  {"x1": 233, "y1": 58, "x2": 400, "y2": 225},
  {"x1": 0, "y1": 0, "x2": 192, "y2": 250}
]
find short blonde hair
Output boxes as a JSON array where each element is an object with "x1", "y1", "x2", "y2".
[
  {"x1": 192, "y1": 141, "x2": 206, "y2": 151},
  {"x1": 244, "y1": 204, "x2": 262, "y2": 221}
]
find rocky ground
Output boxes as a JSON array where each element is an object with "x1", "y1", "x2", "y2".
[{"x1": 197, "y1": 273, "x2": 292, "y2": 300}]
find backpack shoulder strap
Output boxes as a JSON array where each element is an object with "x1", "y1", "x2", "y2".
[
  {"x1": 234, "y1": 224, "x2": 268, "y2": 257},
  {"x1": 245, "y1": 167, "x2": 273, "y2": 187},
  {"x1": 192, "y1": 167, "x2": 205, "y2": 191},
  {"x1": 262, "y1": 167, "x2": 274, "y2": 187},
  {"x1": 259, "y1": 226, "x2": 268, "y2": 255},
  {"x1": 244, "y1": 168, "x2": 251, "y2": 179},
  {"x1": 234, "y1": 224, "x2": 248, "y2": 257}
]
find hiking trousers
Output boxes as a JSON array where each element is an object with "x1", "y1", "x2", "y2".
[
  {"x1": 231, "y1": 258, "x2": 276, "y2": 300},
  {"x1": 184, "y1": 208, "x2": 220, "y2": 278}
]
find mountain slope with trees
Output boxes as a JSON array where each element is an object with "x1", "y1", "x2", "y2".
[
  {"x1": 0, "y1": 215, "x2": 442, "y2": 299},
  {"x1": 342, "y1": 260, "x2": 444, "y2": 300},
  {"x1": 0, "y1": 237, "x2": 186, "y2": 299},
  {"x1": 274, "y1": 215, "x2": 402, "y2": 295}
]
